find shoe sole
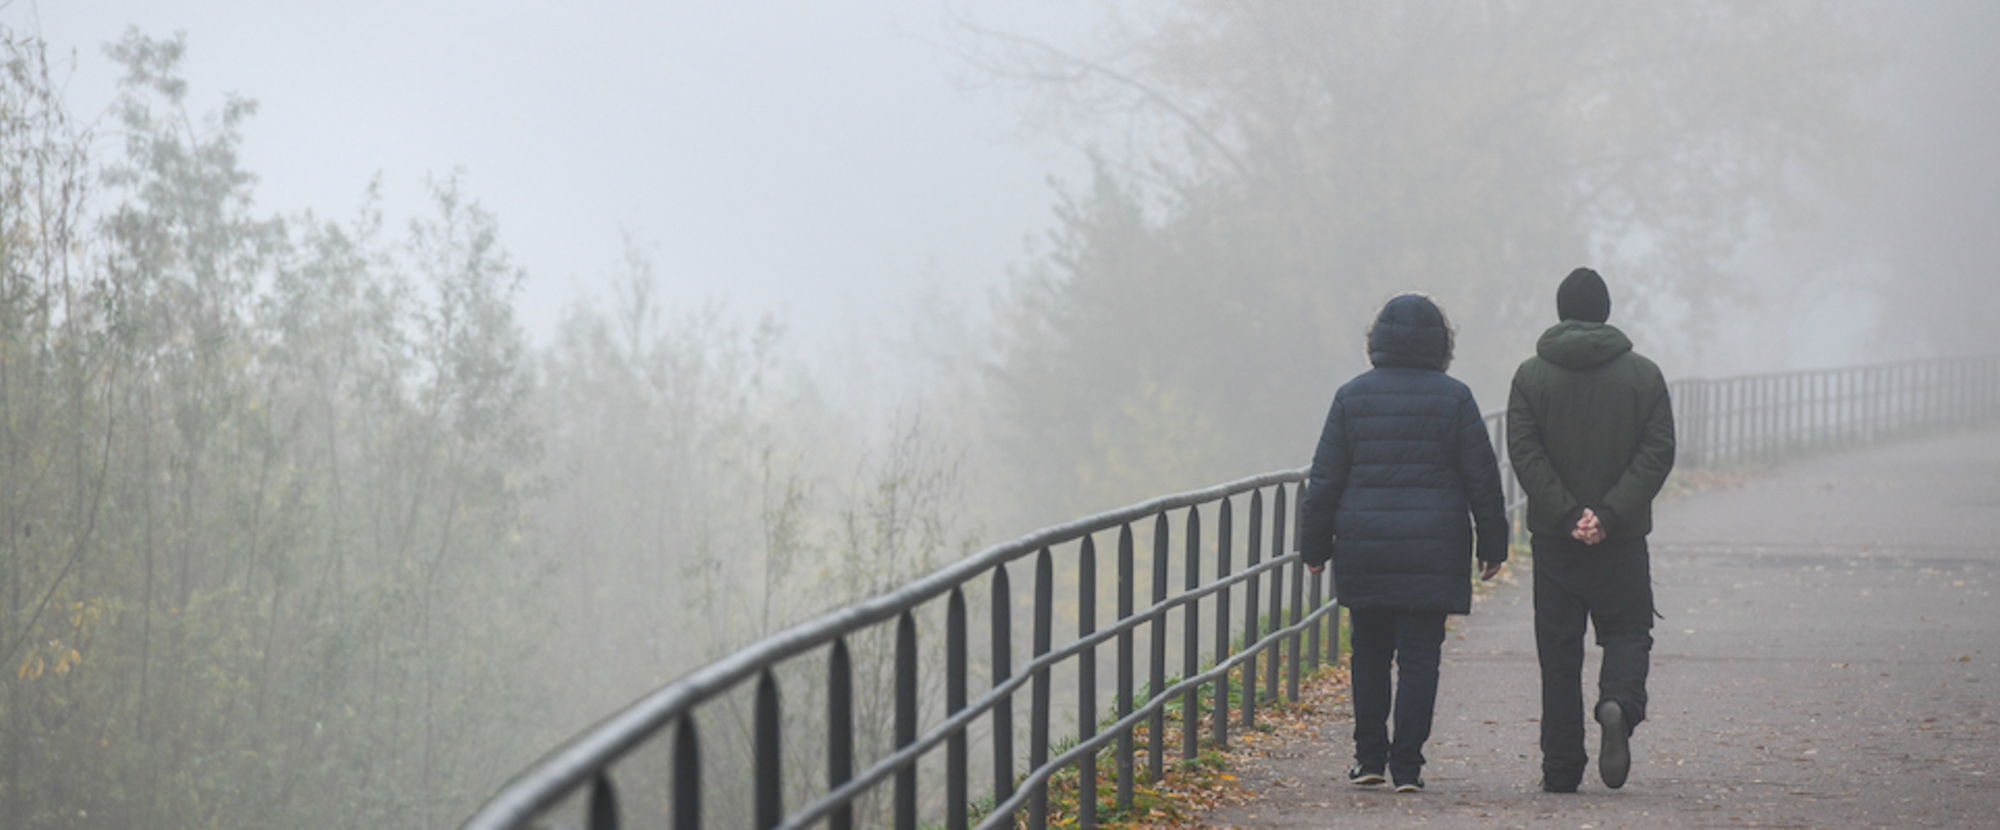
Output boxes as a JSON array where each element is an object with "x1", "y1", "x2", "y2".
[
  {"x1": 1598, "y1": 701, "x2": 1630, "y2": 789},
  {"x1": 1394, "y1": 783, "x2": 1423, "y2": 793},
  {"x1": 1350, "y1": 773, "x2": 1386, "y2": 786}
]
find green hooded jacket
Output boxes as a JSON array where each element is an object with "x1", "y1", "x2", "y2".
[{"x1": 1506, "y1": 321, "x2": 1676, "y2": 540}]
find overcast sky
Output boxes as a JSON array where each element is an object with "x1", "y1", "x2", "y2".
[{"x1": 21, "y1": 0, "x2": 1090, "y2": 346}]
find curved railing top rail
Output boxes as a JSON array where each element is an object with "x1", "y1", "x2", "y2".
[
  {"x1": 464, "y1": 465, "x2": 1310, "y2": 830},
  {"x1": 468, "y1": 354, "x2": 2000, "y2": 829}
]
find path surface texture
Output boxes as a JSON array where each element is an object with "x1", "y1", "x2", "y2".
[{"x1": 1204, "y1": 425, "x2": 2000, "y2": 829}]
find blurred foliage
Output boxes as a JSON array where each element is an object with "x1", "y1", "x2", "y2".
[
  {"x1": 1, "y1": 22, "x2": 986, "y2": 829},
  {"x1": 968, "y1": 0, "x2": 1871, "y2": 523},
  {"x1": 0, "y1": 27, "x2": 560, "y2": 830}
]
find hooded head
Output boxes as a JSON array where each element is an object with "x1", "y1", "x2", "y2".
[
  {"x1": 1556, "y1": 267, "x2": 1611, "y2": 323},
  {"x1": 1367, "y1": 293, "x2": 1454, "y2": 370}
]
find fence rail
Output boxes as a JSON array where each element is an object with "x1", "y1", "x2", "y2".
[
  {"x1": 1672, "y1": 356, "x2": 2000, "y2": 468},
  {"x1": 464, "y1": 355, "x2": 2000, "y2": 830}
]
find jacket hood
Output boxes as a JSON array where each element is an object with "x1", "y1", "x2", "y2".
[
  {"x1": 1368, "y1": 294, "x2": 1451, "y2": 370},
  {"x1": 1535, "y1": 321, "x2": 1633, "y2": 370}
]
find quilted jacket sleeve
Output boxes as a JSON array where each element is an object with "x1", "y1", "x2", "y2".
[
  {"x1": 1457, "y1": 393, "x2": 1509, "y2": 564},
  {"x1": 1298, "y1": 395, "x2": 1348, "y2": 570},
  {"x1": 1601, "y1": 369, "x2": 1677, "y2": 528},
  {"x1": 1507, "y1": 366, "x2": 1582, "y2": 530}
]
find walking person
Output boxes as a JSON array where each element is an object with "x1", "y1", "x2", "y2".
[
  {"x1": 1300, "y1": 293, "x2": 1510, "y2": 793},
  {"x1": 1506, "y1": 267, "x2": 1675, "y2": 792}
]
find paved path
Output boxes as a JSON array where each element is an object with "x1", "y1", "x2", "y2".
[{"x1": 1204, "y1": 425, "x2": 2000, "y2": 829}]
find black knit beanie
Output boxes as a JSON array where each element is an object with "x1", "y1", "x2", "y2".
[{"x1": 1556, "y1": 267, "x2": 1610, "y2": 323}]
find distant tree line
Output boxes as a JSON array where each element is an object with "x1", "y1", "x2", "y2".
[
  {"x1": 1, "y1": 27, "x2": 979, "y2": 829},
  {"x1": 967, "y1": 0, "x2": 1883, "y2": 523}
]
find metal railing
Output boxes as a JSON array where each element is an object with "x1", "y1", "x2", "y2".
[
  {"x1": 464, "y1": 355, "x2": 1999, "y2": 830},
  {"x1": 467, "y1": 471, "x2": 1339, "y2": 830},
  {"x1": 1672, "y1": 356, "x2": 2000, "y2": 468}
]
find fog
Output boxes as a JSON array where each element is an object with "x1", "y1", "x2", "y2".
[
  {"x1": 3, "y1": 2, "x2": 1997, "y2": 828},
  {"x1": 26, "y1": 0, "x2": 1090, "y2": 348}
]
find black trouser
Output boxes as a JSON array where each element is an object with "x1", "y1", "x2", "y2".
[
  {"x1": 1532, "y1": 534, "x2": 1654, "y2": 786},
  {"x1": 1347, "y1": 608, "x2": 1448, "y2": 782}
]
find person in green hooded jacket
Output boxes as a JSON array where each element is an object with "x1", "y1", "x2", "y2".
[{"x1": 1506, "y1": 267, "x2": 1675, "y2": 793}]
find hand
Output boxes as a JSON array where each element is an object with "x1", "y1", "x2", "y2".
[
  {"x1": 1480, "y1": 560, "x2": 1502, "y2": 581},
  {"x1": 1571, "y1": 507, "x2": 1606, "y2": 545},
  {"x1": 1307, "y1": 562, "x2": 1325, "y2": 575}
]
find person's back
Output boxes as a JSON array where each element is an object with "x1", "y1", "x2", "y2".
[
  {"x1": 1301, "y1": 293, "x2": 1508, "y2": 793},
  {"x1": 1507, "y1": 268, "x2": 1675, "y2": 794},
  {"x1": 1509, "y1": 320, "x2": 1674, "y2": 541}
]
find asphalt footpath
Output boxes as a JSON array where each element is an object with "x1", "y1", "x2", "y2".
[{"x1": 1203, "y1": 424, "x2": 2000, "y2": 829}]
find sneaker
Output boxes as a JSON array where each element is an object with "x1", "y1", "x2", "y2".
[
  {"x1": 1541, "y1": 778, "x2": 1578, "y2": 793},
  {"x1": 1597, "y1": 700, "x2": 1631, "y2": 789},
  {"x1": 1347, "y1": 764, "x2": 1386, "y2": 786},
  {"x1": 1394, "y1": 778, "x2": 1425, "y2": 793}
]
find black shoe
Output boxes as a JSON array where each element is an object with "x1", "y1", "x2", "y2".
[
  {"x1": 1597, "y1": 700, "x2": 1631, "y2": 789},
  {"x1": 1347, "y1": 764, "x2": 1386, "y2": 786},
  {"x1": 1541, "y1": 778, "x2": 1578, "y2": 793},
  {"x1": 1394, "y1": 778, "x2": 1425, "y2": 793}
]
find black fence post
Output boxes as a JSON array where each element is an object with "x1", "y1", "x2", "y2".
[
  {"x1": 1306, "y1": 563, "x2": 1323, "y2": 675},
  {"x1": 1116, "y1": 524, "x2": 1135, "y2": 811},
  {"x1": 1266, "y1": 485, "x2": 1287, "y2": 704},
  {"x1": 991, "y1": 564, "x2": 1014, "y2": 811},
  {"x1": 1242, "y1": 491, "x2": 1262, "y2": 730},
  {"x1": 1213, "y1": 500, "x2": 1233, "y2": 752},
  {"x1": 946, "y1": 591, "x2": 966, "y2": 830},
  {"x1": 756, "y1": 671, "x2": 782, "y2": 829},
  {"x1": 895, "y1": 613, "x2": 918, "y2": 830},
  {"x1": 1148, "y1": 512, "x2": 1170, "y2": 785},
  {"x1": 1182, "y1": 506, "x2": 1202, "y2": 761},
  {"x1": 1078, "y1": 536, "x2": 1099, "y2": 830},
  {"x1": 588, "y1": 772, "x2": 618, "y2": 830},
  {"x1": 1029, "y1": 549, "x2": 1053, "y2": 829},
  {"x1": 674, "y1": 715, "x2": 700, "y2": 830},
  {"x1": 1287, "y1": 485, "x2": 1305, "y2": 704},
  {"x1": 829, "y1": 639, "x2": 855, "y2": 830}
]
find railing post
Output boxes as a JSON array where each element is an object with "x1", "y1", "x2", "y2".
[
  {"x1": 1148, "y1": 512, "x2": 1170, "y2": 785},
  {"x1": 1213, "y1": 500, "x2": 1233, "y2": 752},
  {"x1": 946, "y1": 591, "x2": 967, "y2": 830},
  {"x1": 895, "y1": 613, "x2": 919, "y2": 830},
  {"x1": 1116, "y1": 524, "x2": 1136, "y2": 811},
  {"x1": 1242, "y1": 491, "x2": 1262, "y2": 730},
  {"x1": 1266, "y1": 485, "x2": 1287, "y2": 704},
  {"x1": 1182, "y1": 506, "x2": 1202, "y2": 762},
  {"x1": 829, "y1": 639, "x2": 855, "y2": 830},
  {"x1": 1288, "y1": 485, "x2": 1305, "y2": 704},
  {"x1": 588, "y1": 772, "x2": 619, "y2": 830},
  {"x1": 990, "y1": 564, "x2": 1014, "y2": 811},
  {"x1": 674, "y1": 715, "x2": 700, "y2": 830},
  {"x1": 756, "y1": 670, "x2": 782, "y2": 830},
  {"x1": 1762, "y1": 375, "x2": 1775, "y2": 462},
  {"x1": 1029, "y1": 549, "x2": 1054, "y2": 829},
  {"x1": 1078, "y1": 536, "x2": 1099, "y2": 829},
  {"x1": 1306, "y1": 560, "x2": 1323, "y2": 675},
  {"x1": 1697, "y1": 379, "x2": 1711, "y2": 468}
]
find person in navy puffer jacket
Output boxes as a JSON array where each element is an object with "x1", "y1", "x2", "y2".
[{"x1": 1300, "y1": 292, "x2": 1510, "y2": 793}]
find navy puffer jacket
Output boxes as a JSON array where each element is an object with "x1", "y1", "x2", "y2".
[{"x1": 1298, "y1": 294, "x2": 1509, "y2": 615}]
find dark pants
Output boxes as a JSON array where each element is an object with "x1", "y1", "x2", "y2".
[
  {"x1": 1347, "y1": 608, "x2": 1448, "y2": 781},
  {"x1": 1532, "y1": 534, "x2": 1654, "y2": 786}
]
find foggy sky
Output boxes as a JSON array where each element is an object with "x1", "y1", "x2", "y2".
[
  {"x1": 21, "y1": 0, "x2": 1091, "y2": 347},
  {"x1": 16, "y1": 2, "x2": 1999, "y2": 369}
]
